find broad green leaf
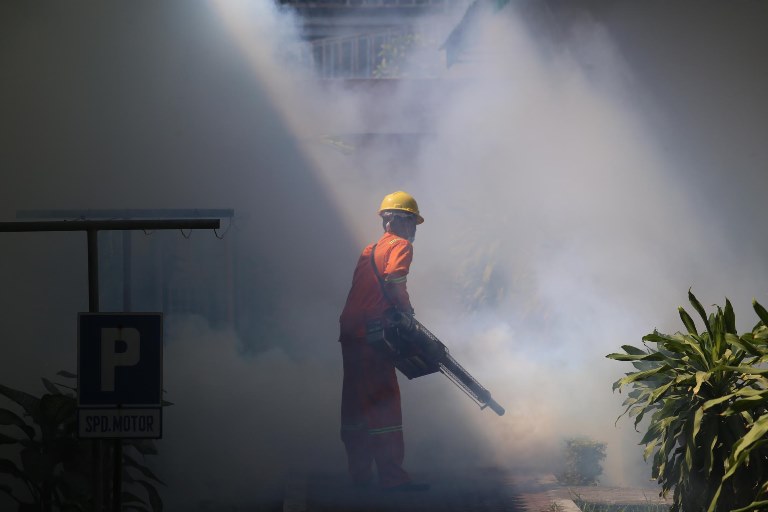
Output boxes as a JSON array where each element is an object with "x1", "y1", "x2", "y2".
[
  {"x1": 0, "y1": 432, "x2": 20, "y2": 445},
  {"x1": 135, "y1": 479, "x2": 163, "y2": 512},
  {"x1": 724, "y1": 439, "x2": 768, "y2": 490},
  {"x1": 729, "y1": 414, "x2": 768, "y2": 464},
  {"x1": 0, "y1": 458, "x2": 27, "y2": 482},
  {"x1": 707, "y1": 480, "x2": 724, "y2": 512},
  {"x1": 123, "y1": 506, "x2": 151, "y2": 512},
  {"x1": 127, "y1": 439, "x2": 158, "y2": 456},
  {"x1": 701, "y1": 394, "x2": 731, "y2": 412},
  {"x1": 631, "y1": 359, "x2": 661, "y2": 371},
  {"x1": 754, "y1": 299, "x2": 768, "y2": 326},
  {"x1": 123, "y1": 453, "x2": 165, "y2": 486},
  {"x1": 702, "y1": 421, "x2": 718, "y2": 478},
  {"x1": 691, "y1": 406, "x2": 704, "y2": 443},
  {"x1": 41, "y1": 378, "x2": 61, "y2": 396},
  {"x1": 642, "y1": 332, "x2": 678, "y2": 345},
  {"x1": 689, "y1": 289, "x2": 713, "y2": 336},
  {"x1": 654, "y1": 334, "x2": 709, "y2": 368},
  {"x1": 121, "y1": 491, "x2": 147, "y2": 504},
  {"x1": 0, "y1": 408, "x2": 35, "y2": 439},
  {"x1": 643, "y1": 437, "x2": 660, "y2": 461},
  {"x1": 606, "y1": 352, "x2": 665, "y2": 362},
  {"x1": 619, "y1": 344, "x2": 647, "y2": 356},
  {"x1": 0, "y1": 482, "x2": 18, "y2": 503},
  {"x1": 732, "y1": 500, "x2": 768, "y2": 512},
  {"x1": 679, "y1": 307, "x2": 698, "y2": 335},
  {"x1": 53, "y1": 382, "x2": 77, "y2": 394},
  {"x1": 639, "y1": 421, "x2": 663, "y2": 447},
  {"x1": 693, "y1": 371, "x2": 710, "y2": 395},
  {"x1": 0, "y1": 384, "x2": 40, "y2": 422},
  {"x1": 648, "y1": 379, "x2": 676, "y2": 404},
  {"x1": 724, "y1": 395, "x2": 768, "y2": 415},
  {"x1": 724, "y1": 298, "x2": 737, "y2": 334},
  {"x1": 615, "y1": 365, "x2": 670, "y2": 389},
  {"x1": 739, "y1": 409, "x2": 755, "y2": 425},
  {"x1": 679, "y1": 338, "x2": 710, "y2": 363},
  {"x1": 743, "y1": 374, "x2": 768, "y2": 388},
  {"x1": 713, "y1": 309, "x2": 726, "y2": 358},
  {"x1": 725, "y1": 334, "x2": 762, "y2": 357},
  {"x1": 38, "y1": 394, "x2": 76, "y2": 429},
  {"x1": 722, "y1": 365, "x2": 768, "y2": 376}
]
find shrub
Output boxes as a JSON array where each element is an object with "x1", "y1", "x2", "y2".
[
  {"x1": 607, "y1": 291, "x2": 768, "y2": 512},
  {"x1": 0, "y1": 371, "x2": 165, "y2": 512},
  {"x1": 556, "y1": 437, "x2": 607, "y2": 486}
]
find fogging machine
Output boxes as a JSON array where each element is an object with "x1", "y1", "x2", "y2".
[{"x1": 366, "y1": 309, "x2": 505, "y2": 416}]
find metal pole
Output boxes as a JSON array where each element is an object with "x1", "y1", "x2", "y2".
[
  {"x1": 122, "y1": 230, "x2": 132, "y2": 311},
  {"x1": 112, "y1": 232, "x2": 131, "y2": 512},
  {"x1": 87, "y1": 229, "x2": 103, "y2": 512},
  {"x1": 87, "y1": 230, "x2": 99, "y2": 313},
  {"x1": 0, "y1": 219, "x2": 220, "y2": 232},
  {"x1": 0, "y1": 217, "x2": 224, "y2": 512}
]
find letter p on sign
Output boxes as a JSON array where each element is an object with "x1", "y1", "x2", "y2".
[
  {"x1": 101, "y1": 327, "x2": 141, "y2": 392},
  {"x1": 79, "y1": 313, "x2": 162, "y2": 407}
]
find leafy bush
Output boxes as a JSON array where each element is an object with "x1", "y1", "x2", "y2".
[
  {"x1": 373, "y1": 32, "x2": 440, "y2": 79},
  {"x1": 0, "y1": 372, "x2": 165, "y2": 512},
  {"x1": 607, "y1": 291, "x2": 768, "y2": 512},
  {"x1": 556, "y1": 437, "x2": 606, "y2": 486}
]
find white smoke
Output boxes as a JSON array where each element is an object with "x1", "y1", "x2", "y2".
[{"x1": 2, "y1": 2, "x2": 768, "y2": 510}]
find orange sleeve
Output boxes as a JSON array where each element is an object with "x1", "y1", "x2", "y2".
[
  {"x1": 384, "y1": 240, "x2": 414, "y2": 313},
  {"x1": 383, "y1": 240, "x2": 413, "y2": 280}
]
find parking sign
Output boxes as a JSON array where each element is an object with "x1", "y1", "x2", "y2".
[{"x1": 78, "y1": 313, "x2": 163, "y2": 438}]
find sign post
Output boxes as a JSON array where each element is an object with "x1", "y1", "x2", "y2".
[{"x1": 0, "y1": 217, "x2": 222, "y2": 512}]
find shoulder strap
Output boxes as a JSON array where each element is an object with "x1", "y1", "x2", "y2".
[{"x1": 370, "y1": 243, "x2": 396, "y2": 306}]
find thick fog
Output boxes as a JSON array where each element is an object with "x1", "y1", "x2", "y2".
[{"x1": 2, "y1": 1, "x2": 768, "y2": 510}]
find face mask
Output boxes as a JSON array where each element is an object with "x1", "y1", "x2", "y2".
[{"x1": 407, "y1": 224, "x2": 416, "y2": 243}]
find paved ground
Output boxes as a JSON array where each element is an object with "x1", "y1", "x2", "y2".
[
  {"x1": 290, "y1": 468, "x2": 524, "y2": 512},
  {"x1": 510, "y1": 475, "x2": 672, "y2": 512},
  {"x1": 286, "y1": 469, "x2": 673, "y2": 512}
]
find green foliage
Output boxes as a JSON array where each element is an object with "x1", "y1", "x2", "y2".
[
  {"x1": 0, "y1": 372, "x2": 166, "y2": 512},
  {"x1": 607, "y1": 291, "x2": 768, "y2": 512},
  {"x1": 556, "y1": 437, "x2": 606, "y2": 486},
  {"x1": 373, "y1": 32, "x2": 440, "y2": 79}
]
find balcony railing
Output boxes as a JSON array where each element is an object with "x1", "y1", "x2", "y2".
[
  {"x1": 278, "y1": 0, "x2": 456, "y2": 7},
  {"x1": 309, "y1": 30, "x2": 404, "y2": 78}
]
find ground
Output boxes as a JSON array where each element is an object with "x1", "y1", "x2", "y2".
[{"x1": 279, "y1": 469, "x2": 672, "y2": 512}]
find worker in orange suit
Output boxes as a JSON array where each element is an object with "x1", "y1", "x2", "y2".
[{"x1": 338, "y1": 191, "x2": 429, "y2": 492}]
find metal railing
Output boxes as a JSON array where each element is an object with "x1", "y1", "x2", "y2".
[
  {"x1": 309, "y1": 29, "x2": 402, "y2": 78},
  {"x1": 279, "y1": 0, "x2": 457, "y2": 7}
]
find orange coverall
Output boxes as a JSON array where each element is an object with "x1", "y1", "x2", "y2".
[{"x1": 338, "y1": 231, "x2": 414, "y2": 488}]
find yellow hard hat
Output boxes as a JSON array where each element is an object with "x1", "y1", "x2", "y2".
[{"x1": 378, "y1": 191, "x2": 424, "y2": 224}]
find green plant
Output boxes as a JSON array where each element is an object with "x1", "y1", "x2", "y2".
[
  {"x1": 556, "y1": 437, "x2": 606, "y2": 486},
  {"x1": 373, "y1": 32, "x2": 439, "y2": 79},
  {"x1": 607, "y1": 291, "x2": 768, "y2": 512},
  {"x1": 0, "y1": 372, "x2": 166, "y2": 512}
]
